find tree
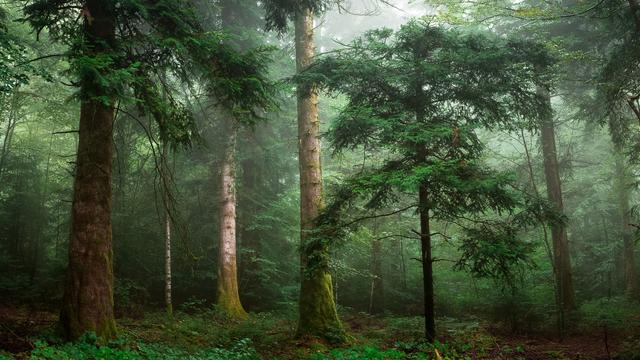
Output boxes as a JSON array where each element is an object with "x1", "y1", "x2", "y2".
[
  {"x1": 614, "y1": 147, "x2": 640, "y2": 298},
  {"x1": 212, "y1": 0, "x2": 272, "y2": 320},
  {"x1": 538, "y1": 85, "x2": 576, "y2": 312},
  {"x1": 216, "y1": 117, "x2": 247, "y2": 318},
  {"x1": 160, "y1": 141, "x2": 173, "y2": 317},
  {"x1": 369, "y1": 235, "x2": 384, "y2": 314},
  {"x1": 23, "y1": 0, "x2": 276, "y2": 340},
  {"x1": 0, "y1": 6, "x2": 30, "y2": 97},
  {"x1": 306, "y1": 21, "x2": 552, "y2": 341},
  {"x1": 262, "y1": 0, "x2": 343, "y2": 340}
]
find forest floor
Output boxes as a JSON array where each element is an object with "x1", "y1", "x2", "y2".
[{"x1": 0, "y1": 304, "x2": 638, "y2": 359}]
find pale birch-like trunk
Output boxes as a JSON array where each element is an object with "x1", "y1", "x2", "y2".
[
  {"x1": 161, "y1": 143, "x2": 173, "y2": 317},
  {"x1": 216, "y1": 124, "x2": 247, "y2": 319}
]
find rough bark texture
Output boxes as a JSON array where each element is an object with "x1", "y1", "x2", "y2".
[
  {"x1": 216, "y1": 126, "x2": 247, "y2": 319},
  {"x1": 295, "y1": 8, "x2": 342, "y2": 340},
  {"x1": 59, "y1": 0, "x2": 117, "y2": 341},
  {"x1": 538, "y1": 86, "x2": 576, "y2": 312},
  {"x1": 615, "y1": 150, "x2": 639, "y2": 298}
]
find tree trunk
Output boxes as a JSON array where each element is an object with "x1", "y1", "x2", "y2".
[
  {"x1": 59, "y1": 0, "x2": 117, "y2": 340},
  {"x1": 239, "y1": 141, "x2": 261, "y2": 309},
  {"x1": 538, "y1": 86, "x2": 576, "y2": 312},
  {"x1": 164, "y1": 208, "x2": 173, "y2": 315},
  {"x1": 216, "y1": 124, "x2": 247, "y2": 319},
  {"x1": 615, "y1": 149, "x2": 639, "y2": 298},
  {"x1": 419, "y1": 181, "x2": 435, "y2": 342},
  {"x1": 161, "y1": 143, "x2": 173, "y2": 317},
  {"x1": 295, "y1": 8, "x2": 342, "y2": 340},
  {"x1": 369, "y1": 238, "x2": 384, "y2": 314}
]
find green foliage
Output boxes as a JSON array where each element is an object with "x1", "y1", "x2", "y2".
[
  {"x1": 28, "y1": 334, "x2": 260, "y2": 360},
  {"x1": 22, "y1": 0, "x2": 278, "y2": 146},
  {"x1": 579, "y1": 296, "x2": 640, "y2": 330},
  {"x1": 311, "y1": 346, "x2": 415, "y2": 360},
  {"x1": 0, "y1": 6, "x2": 38, "y2": 95},
  {"x1": 304, "y1": 20, "x2": 552, "y2": 283},
  {"x1": 262, "y1": 0, "x2": 329, "y2": 32}
]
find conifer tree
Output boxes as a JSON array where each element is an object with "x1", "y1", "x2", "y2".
[
  {"x1": 22, "y1": 0, "x2": 275, "y2": 340},
  {"x1": 306, "y1": 21, "x2": 553, "y2": 341},
  {"x1": 262, "y1": 0, "x2": 344, "y2": 340}
]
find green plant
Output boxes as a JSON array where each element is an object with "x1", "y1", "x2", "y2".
[{"x1": 28, "y1": 334, "x2": 260, "y2": 360}]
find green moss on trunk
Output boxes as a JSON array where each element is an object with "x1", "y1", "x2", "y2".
[{"x1": 297, "y1": 271, "x2": 344, "y2": 343}]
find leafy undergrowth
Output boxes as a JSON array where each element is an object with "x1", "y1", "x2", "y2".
[{"x1": 1, "y1": 306, "x2": 639, "y2": 359}]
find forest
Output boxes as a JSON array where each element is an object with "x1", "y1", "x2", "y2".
[{"x1": 1, "y1": 0, "x2": 640, "y2": 359}]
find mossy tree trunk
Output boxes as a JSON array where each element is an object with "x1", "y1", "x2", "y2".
[
  {"x1": 294, "y1": 8, "x2": 342, "y2": 340},
  {"x1": 216, "y1": 123, "x2": 247, "y2": 319},
  {"x1": 59, "y1": 0, "x2": 117, "y2": 340},
  {"x1": 538, "y1": 85, "x2": 576, "y2": 312}
]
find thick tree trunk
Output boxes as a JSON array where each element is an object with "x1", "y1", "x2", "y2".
[
  {"x1": 295, "y1": 8, "x2": 342, "y2": 339},
  {"x1": 60, "y1": 1, "x2": 117, "y2": 340},
  {"x1": 615, "y1": 149, "x2": 639, "y2": 298},
  {"x1": 216, "y1": 125, "x2": 247, "y2": 319},
  {"x1": 538, "y1": 86, "x2": 576, "y2": 312}
]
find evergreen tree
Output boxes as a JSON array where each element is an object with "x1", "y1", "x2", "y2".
[
  {"x1": 262, "y1": 0, "x2": 344, "y2": 340},
  {"x1": 306, "y1": 21, "x2": 553, "y2": 341},
  {"x1": 22, "y1": 0, "x2": 275, "y2": 340}
]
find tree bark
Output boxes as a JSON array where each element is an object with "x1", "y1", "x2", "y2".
[
  {"x1": 295, "y1": 8, "x2": 342, "y2": 339},
  {"x1": 216, "y1": 124, "x2": 247, "y2": 319},
  {"x1": 161, "y1": 143, "x2": 173, "y2": 317},
  {"x1": 59, "y1": 0, "x2": 117, "y2": 340},
  {"x1": 538, "y1": 85, "x2": 576, "y2": 312},
  {"x1": 615, "y1": 149, "x2": 639, "y2": 298}
]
